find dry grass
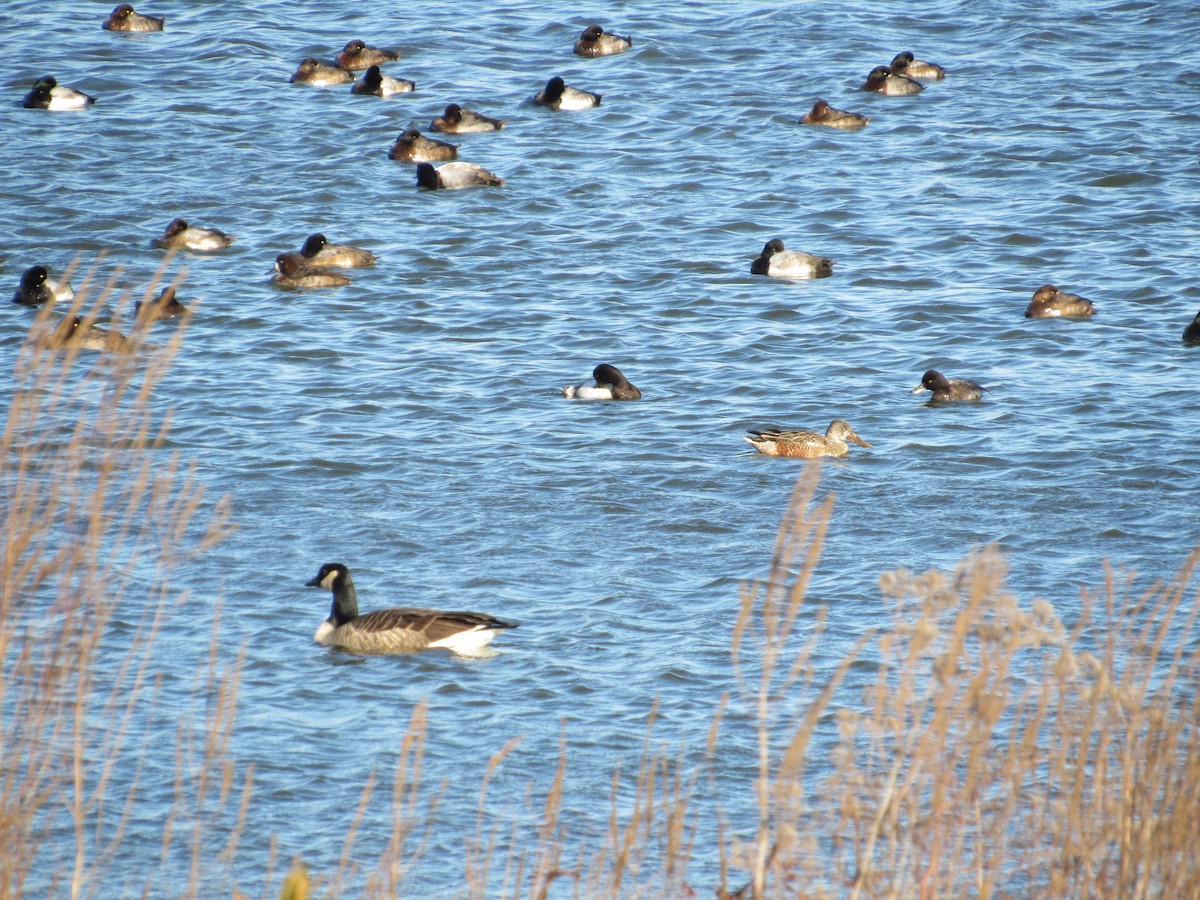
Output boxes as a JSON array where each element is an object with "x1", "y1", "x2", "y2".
[
  {"x1": 3, "y1": 274, "x2": 1198, "y2": 897},
  {"x1": 0, "y1": 265, "x2": 235, "y2": 898}
]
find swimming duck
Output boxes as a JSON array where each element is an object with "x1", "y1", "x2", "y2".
[
  {"x1": 23, "y1": 76, "x2": 96, "y2": 110},
  {"x1": 351, "y1": 65, "x2": 414, "y2": 97},
  {"x1": 297, "y1": 233, "x2": 375, "y2": 268},
  {"x1": 744, "y1": 420, "x2": 872, "y2": 458},
  {"x1": 1184, "y1": 312, "x2": 1200, "y2": 344},
  {"x1": 306, "y1": 562, "x2": 518, "y2": 655},
  {"x1": 889, "y1": 51, "x2": 945, "y2": 80},
  {"x1": 1024, "y1": 284, "x2": 1096, "y2": 318},
  {"x1": 158, "y1": 218, "x2": 235, "y2": 251},
  {"x1": 910, "y1": 369, "x2": 986, "y2": 401},
  {"x1": 861, "y1": 66, "x2": 923, "y2": 95},
  {"x1": 13, "y1": 265, "x2": 74, "y2": 307},
  {"x1": 562, "y1": 363, "x2": 641, "y2": 400},
  {"x1": 335, "y1": 39, "x2": 400, "y2": 71},
  {"x1": 388, "y1": 128, "x2": 458, "y2": 162},
  {"x1": 272, "y1": 253, "x2": 351, "y2": 289},
  {"x1": 534, "y1": 76, "x2": 601, "y2": 110},
  {"x1": 102, "y1": 3, "x2": 163, "y2": 31},
  {"x1": 134, "y1": 286, "x2": 188, "y2": 321},
  {"x1": 42, "y1": 315, "x2": 131, "y2": 352},
  {"x1": 415, "y1": 161, "x2": 504, "y2": 191},
  {"x1": 290, "y1": 58, "x2": 353, "y2": 86},
  {"x1": 430, "y1": 103, "x2": 505, "y2": 133},
  {"x1": 574, "y1": 24, "x2": 632, "y2": 57},
  {"x1": 800, "y1": 99, "x2": 870, "y2": 130},
  {"x1": 750, "y1": 239, "x2": 835, "y2": 279}
]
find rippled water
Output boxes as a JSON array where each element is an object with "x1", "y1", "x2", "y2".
[{"x1": 4, "y1": 0, "x2": 1200, "y2": 893}]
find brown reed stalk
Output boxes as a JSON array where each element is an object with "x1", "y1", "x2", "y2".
[{"x1": 0, "y1": 263, "x2": 234, "y2": 898}]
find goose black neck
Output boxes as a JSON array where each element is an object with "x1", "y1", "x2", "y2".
[{"x1": 330, "y1": 572, "x2": 360, "y2": 625}]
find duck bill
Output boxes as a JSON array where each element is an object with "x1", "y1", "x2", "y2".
[
  {"x1": 850, "y1": 434, "x2": 872, "y2": 448},
  {"x1": 909, "y1": 384, "x2": 929, "y2": 395}
]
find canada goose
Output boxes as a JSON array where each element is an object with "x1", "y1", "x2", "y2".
[{"x1": 305, "y1": 562, "x2": 518, "y2": 654}]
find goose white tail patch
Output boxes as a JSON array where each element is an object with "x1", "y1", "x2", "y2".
[{"x1": 429, "y1": 625, "x2": 500, "y2": 654}]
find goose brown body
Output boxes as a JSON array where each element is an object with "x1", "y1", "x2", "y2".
[{"x1": 306, "y1": 563, "x2": 518, "y2": 654}]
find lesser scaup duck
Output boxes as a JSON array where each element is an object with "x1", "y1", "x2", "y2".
[
  {"x1": 272, "y1": 253, "x2": 351, "y2": 289},
  {"x1": 350, "y1": 65, "x2": 414, "y2": 97},
  {"x1": 1184, "y1": 312, "x2": 1200, "y2": 344},
  {"x1": 430, "y1": 103, "x2": 505, "y2": 133},
  {"x1": 23, "y1": 76, "x2": 95, "y2": 110},
  {"x1": 534, "y1": 76, "x2": 601, "y2": 110},
  {"x1": 102, "y1": 3, "x2": 163, "y2": 32},
  {"x1": 415, "y1": 161, "x2": 504, "y2": 191},
  {"x1": 574, "y1": 24, "x2": 632, "y2": 57},
  {"x1": 861, "y1": 66, "x2": 923, "y2": 95},
  {"x1": 335, "y1": 39, "x2": 400, "y2": 71},
  {"x1": 306, "y1": 563, "x2": 518, "y2": 655},
  {"x1": 289, "y1": 58, "x2": 353, "y2": 86},
  {"x1": 42, "y1": 315, "x2": 131, "y2": 353},
  {"x1": 890, "y1": 51, "x2": 945, "y2": 80},
  {"x1": 158, "y1": 218, "x2": 234, "y2": 251},
  {"x1": 134, "y1": 286, "x2": 188, "y2": 322},
  {"x1": 298, "y1": 233, "x2": 375, "y2": 268},
  {"x1": 800, "y1": 99, "x2": 870, "y2": 130},
  {"x1": 388, "y1": 128, "x2": 458, "y2": 162},
  {"x1": 1024, "y1": 284, "x2": 1096, "y2": 318},
  {"x1": 910, "y1": 369, "x2": 987, "y2": 401},
  {"x1": 13, "y1": 265, "x2": 74, "y2": 307},
  {"x1": 750, "y1": 239, "x2": 835, "y2": 279},
  {"x1": 745, "y1": 420, "x2": 872, "y2": 458},
  {"x1": 562, "y1": 363, "x2": 641, "y2": 400}
]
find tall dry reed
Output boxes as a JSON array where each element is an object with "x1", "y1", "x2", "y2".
[{"x1": 0, "y1": 264, "x2": 235, "y2": 898}]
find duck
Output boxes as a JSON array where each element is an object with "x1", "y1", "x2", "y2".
[
  {"x1": 910, "y1": 369, "x2": 986, "y2": 401},
  {"x1": 134, "y1": 286, "x2": 188, "y2": 321},
  {"x1": 388, "y1": 128, "x2": 458, "y2": 162},
  {"x1": 272, "y1": 253, "x2": 351, "y2": 289},
  {"x1": 350, "y1": 64, "x2": 414, "y2": 97},
  {"x1": 102, "y1": 3, "x2": 163, "y2": 32},
  {"x1": 574, "y1": 24, "x2": 632, "y2": 57},
  {"x1": 430, "y1": 103, "x2": 505, "y2": 134},
  {"x1": 889, "y1": 51, "x2": 945, "y2": 80},
  {"x1": 13, "y1": 265, "x2": 74, "y2": 307},
  {"x1": 800, "y1": 99, "x2": 870, "y2": 130},
  {"x1": 1184, "y1": 311, "x2": 1200, "y2": 344},
  {"x1": 158, "y1": 218, "x2": 235, "y2": 251},
  {"x1": 744, "y1": 420, "x2": 872, "y2": 458},
  {"x1": 562, "y1": 363, "x2": 641, "y2": 400},
  {"x1": 42, "y1": 315, "x2": 131, "y2": 352},
  {"x1": 861, "y1": 66, "x2": 923, "y2": 95},
  {"x1": 289, "y1": 58, "x2": 353, "y2": 86},
  {"x1": 306, "y1": 562, "x2": 518, "y2": 655},
  {"x1": 297, "y1": 233, "x2": 375, "y2": 268},
  {"x1": 23, "y1": 76, "x2": 95, "y2": 110},
  {"x1": 534, "y1": 76, "x2": 601, "y2": 110},
  {"x1": 1024, "y1": 284, "x2": 1096, "y2": 318},
  {"x1": 415, "y1": 161, "x2": 504, "y2": 191},
  {"x1": 750, "y1": 239, "x2": 835, "y2": 279},
  {"x1": 335, "y1": 39, "x2": 400, "y2": 71}
]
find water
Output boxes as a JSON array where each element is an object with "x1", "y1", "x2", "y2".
[{"x1": 3, "y1": 0, "x2": 1199, "y2": 894}]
